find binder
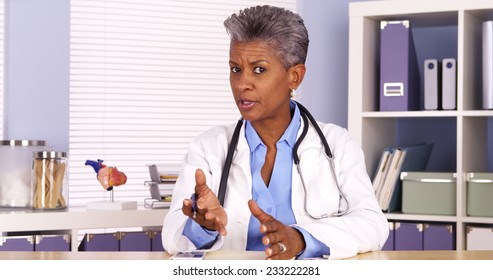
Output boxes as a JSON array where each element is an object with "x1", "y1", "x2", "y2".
[
  {"x1": 78, "y1": 233, "x2": 119, "y2": 251},
  {"x1": 483, "y1": 21, "x2": 493, "y2": 109},
  {"x1": 372, "y1": 147, "x2": 393, "y2": 198},
  {"x1": 150, "y1": 230, "x2": 165, "y2": 251},
  {"x1": 423, "y1": 223, "x2": 455, "y2": 250},
  {"x1": 377, "y1": 143, "x2": 434, "y2": 212},
  {"x1": 442, "y1": 58, "x2": 457, "y2": 110},
  {"x1": 382, "y1": 222, "x2": 395, "y2": 251},
  {"x1": 119, "y1": 231, "x2": 151, "y2": 251},
  {"x1": 466, "y1": 225, "x2": 493, "y2": 250},
  {"x1": 0, "y1": 235, "x2": 34, "y2": 251},
  {"x1": 423, "y1": 59, "x2": 441, "y2": 110},
  {"x1": 34, "y1": 234, "x2": 71, "y2": 251},
  {"x1": 394, "y1": 222, "x2": 423, "y2": 250},
  {"x1": 379, "y1": 20, "x2": 420, "y2": 111},
  {"x1": 379, "y1": 148, "x2": 405, "y2": 210}
]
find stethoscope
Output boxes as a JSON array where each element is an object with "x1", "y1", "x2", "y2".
[{"x1": 217, "y1": 100, "x2": 349, "y2": 219}]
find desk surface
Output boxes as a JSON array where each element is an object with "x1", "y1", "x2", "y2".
[
  {"x1": 0, "y1": 250, "x2": 492, "y2": 260},
  {"x1": 346, "y1": 250, "x2": 493, "y2": 260}
]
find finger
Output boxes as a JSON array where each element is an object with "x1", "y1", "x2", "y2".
[
  {"x1": 248, "y1": 199, "x2": 274, "y2": 224},
  {"x1": 265, "y1": 242, "x2": 285, "y2": 258},
  {"x1": 201, "y1": 212, "x2": 226, "y2": 235},
  {"x1": 214, "y1": 217, "x2": 227, "y2": 236},
  {"x1": 262, "y1": 232, "x2": 282, "y2": 246},
  {"x1": 182, "y1": 198, "x2": 194, "y2": 217}
]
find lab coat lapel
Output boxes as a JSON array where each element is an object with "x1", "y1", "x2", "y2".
[{"x1": 222, "y1": 123, "x2": 251, "y2": 250}]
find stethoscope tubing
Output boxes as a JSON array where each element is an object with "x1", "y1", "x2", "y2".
[{"x1": 218, "y1": 101, "x2": 349, "y2": 218}]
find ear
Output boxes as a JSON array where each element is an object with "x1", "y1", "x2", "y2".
[{"x1": 289, "y1": 64, "x2": 306, "y2": 89}]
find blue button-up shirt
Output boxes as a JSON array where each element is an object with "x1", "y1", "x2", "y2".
[{"x1": 183, "y1": 101, "x2": 330, "y2": 258}]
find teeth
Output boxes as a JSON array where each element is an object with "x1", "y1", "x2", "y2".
[{"x1": 242, "y1": 100, "x2": 253, "y2": 105}]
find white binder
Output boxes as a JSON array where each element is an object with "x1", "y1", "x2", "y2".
[{"x1": 466, "y1": 225, "x2": 493, "y2": 250}]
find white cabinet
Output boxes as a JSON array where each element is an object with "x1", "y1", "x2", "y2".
[
  {"x1": 0, "y1": 208, "x2": 168, "y2": 251},
  {"x1": 348, "y1": 0, "x2": 493, "y2": 250}
]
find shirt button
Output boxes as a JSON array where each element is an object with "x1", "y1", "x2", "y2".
[{"x1": 266, "y1": 207, "x2": 272, "y2": 213}]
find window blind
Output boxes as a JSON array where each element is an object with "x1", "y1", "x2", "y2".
[{"x1": 69, "y1": 0, "x2": 297, "y2": 207}]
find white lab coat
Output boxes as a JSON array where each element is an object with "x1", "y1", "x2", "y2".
[{"x1": 162, "y1": 117, "x2": 389, "y2": 259}]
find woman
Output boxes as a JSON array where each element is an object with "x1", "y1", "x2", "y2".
[{"x1": 162, "y1": 5, "x2": 388, "y2": 260}]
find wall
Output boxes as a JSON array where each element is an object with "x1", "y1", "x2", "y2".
[
  {"x1": 298, "y1": 0, "x2": 375, "y2": 127},
  {"x1": 5, "y1": 0, "x2": 69, "y2": 151},
  {"x1": 3, "y1": 0, "x2": 370, "y2": 151}
]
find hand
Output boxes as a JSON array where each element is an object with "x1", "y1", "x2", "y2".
[
  {"x1": 248, "y1": 199, "x2": 306, "y2": 260},
  {"x1": 182, "y1": 169, "x2": 228, "y2": 236}
]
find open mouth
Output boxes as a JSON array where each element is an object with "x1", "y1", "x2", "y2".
[{"x1": 238, "y1": 98, "x2": 255, "y2": 110}]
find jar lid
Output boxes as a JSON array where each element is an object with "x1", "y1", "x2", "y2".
[
  {"x1": 34, "y1": 151, "x2": 67, "y2": 159},
  {"x1": 1, "y1": 140, "x2": 46, "y2": 146}
]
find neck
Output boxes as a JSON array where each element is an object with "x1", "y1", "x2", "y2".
[{"x1": 251, "y1": 108, "x2": 292, "y2": 147}]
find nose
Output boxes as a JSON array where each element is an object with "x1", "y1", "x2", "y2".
[{"x1": 232, "y1": 71, "x2": 253, "y2": 92}]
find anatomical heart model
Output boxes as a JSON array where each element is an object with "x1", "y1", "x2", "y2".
[{"x1": 85, "y1": 159, "x2": 127, "y2": 191}]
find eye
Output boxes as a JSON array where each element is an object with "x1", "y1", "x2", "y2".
[
  {"x1": 231, "y1": 67, "x2": 241, "y2": 73},
  {"x1": 253, "y1": 67, "x2": 265, "y2": 74}
]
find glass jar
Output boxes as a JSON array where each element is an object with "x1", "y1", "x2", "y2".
[
  {"x1": 0, "y1": 140, "x2": 47, "y2": 208},
  {"x1": 32, "y1": 151, "x2": 68, "y2": 209}
]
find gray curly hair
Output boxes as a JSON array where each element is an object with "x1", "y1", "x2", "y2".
[{"x1": 223, "y1": 5, "x2": 309, "y2": 69}]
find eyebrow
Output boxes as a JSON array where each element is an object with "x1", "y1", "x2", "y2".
[{"x1": 229, "y1": 59, "x2": 270, "y2": 65}]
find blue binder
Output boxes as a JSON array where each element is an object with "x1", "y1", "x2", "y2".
[
  {"x1": 394, "y1": 222, "x2": 423, "y2": 250},
  {"x1": 382, "y1": 222, "x2": 395, "y2": 251},
  {"x1": 78, "y1": 233, "x2": 119, "y2": 251},
  {"x1": 0, "y1": 235, "x2": 35, "y2": 251},
  {"x1": 150, "y1": 230, "x2": 165, "y2": 252},
  {"x1": 119, "y1": 231, "x2": 151, "y2": 251},
  {"x1": 423, "y1": 223, "x2": 455, "y2": 250},
  {"x1": 380, "y1": 20, "x2": 420, "y2": 111},
  {"x1": 35, "y1": 234, "x2": 70, "y2": 251}
]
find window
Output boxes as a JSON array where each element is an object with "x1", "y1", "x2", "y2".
[{"x1": 69, "y1": 0, "x2": 297, "y2": 207}]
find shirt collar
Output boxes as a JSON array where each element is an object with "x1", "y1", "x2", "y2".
[{"x1": 245, "y1": 100, "x2": 301, "y2": 151}]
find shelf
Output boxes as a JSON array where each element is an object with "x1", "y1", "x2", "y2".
[
  {"x1": 362, "y1": 111, "x2": 458, "y2": 118},
  {"x1": 0, "y1": 207, "x2": 168, "y2": 232},
  {"x1": 348, "y1": 0, "x2": 493, "y2": 251},
  {"x1": 385, "y1": 213, "x2": 458, "y2": 223},
  {"x1": 0, "y1": 207, "x2": 168, "y2": 251}
]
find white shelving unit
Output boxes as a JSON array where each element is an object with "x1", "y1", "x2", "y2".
[
  {"x1": 348, "y1": 0, "x2": 493, "y2": 250},
  {"x1": 0, "y1": 208, "x2": 168, "y2": 251}
]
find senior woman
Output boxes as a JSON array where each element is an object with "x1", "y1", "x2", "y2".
[{"x1": 162, "y1": 5, "x2": 388, "y2": 260}]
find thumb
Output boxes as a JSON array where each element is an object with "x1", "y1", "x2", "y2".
[
  {"x1": 248, "y1": 199, "x2": 272, "y2": 224},
  {"x1": 194, "y1": 169, "x2": 208, "y2": 194}
]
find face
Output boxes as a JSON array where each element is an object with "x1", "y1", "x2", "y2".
[{"x1": 229, "y1": 41, "x2": 304, "y2": 128}]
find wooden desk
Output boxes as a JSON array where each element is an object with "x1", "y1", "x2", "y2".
[
  {"x1": 0, "y1": 250, "x2": 265, "y2": 260},
  {"x1": 346, "y1": 250, "x2": 493, "y2": 260},
  {"x1": 0, "y1": 250, "x2": 491, "y2": 260}
]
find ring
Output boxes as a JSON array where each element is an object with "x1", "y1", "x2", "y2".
[{"x1": 278, "y1": 242, "x2": 287, "y2": 253}]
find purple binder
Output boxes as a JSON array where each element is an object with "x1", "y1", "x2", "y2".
[
  {"x1": 78, "y1": 233, "x2": 119, "y2": 251},
  {"x1": 119, "y1": 231, "x2": 151, "y2": 251},
  {"x1": 423, "y1": 223, "x2": 455, "y2": 250},
  {"x1": 0, "y1": 236, "x2": 35, "y2": 251},
  {"x1": 150, "y1": 230, "x2": 165, "y2": 251},
  {"x1": 380, "y1": 20, "x2": 420, "y2": 111},
  {"x1": 382, "y1": 222, "x2": 395, "y2": 251},
  {"x1": 35, "y1": 234, "x2": 71, "y2": 251},
  {"x1": 394, "y1": 222, "x2": 423, "y2": 250}
]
